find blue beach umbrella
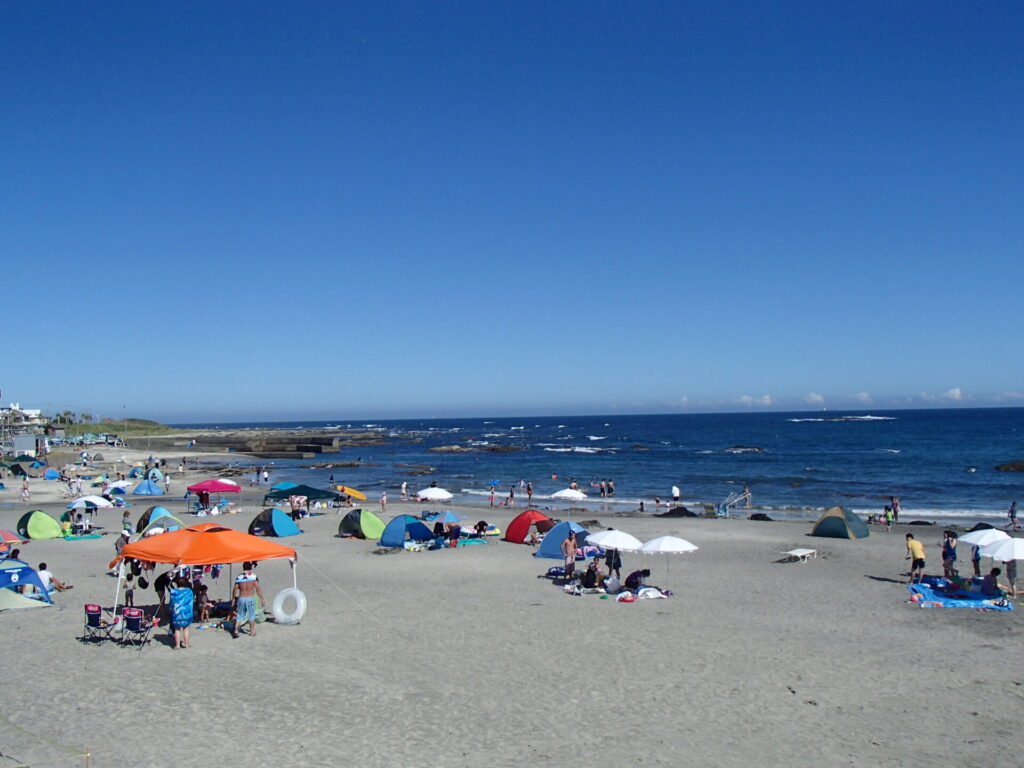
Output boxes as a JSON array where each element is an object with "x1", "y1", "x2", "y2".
[
  {"x1": 487, "y1": 479, "x2": 501, "y2": 486},
  {"x1": 426, "y1": 510, "x2": 464, "y2": 524}
]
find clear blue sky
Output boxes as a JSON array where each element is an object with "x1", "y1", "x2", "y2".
[{"x1": 2, "y1": 2, "x2": 1022, "y2": 422}]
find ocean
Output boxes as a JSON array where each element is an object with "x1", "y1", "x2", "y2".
[{"x1": 172, "y1": 407, "x2": 1024, "y2": 524}]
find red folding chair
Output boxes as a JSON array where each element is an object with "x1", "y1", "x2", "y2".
[
  {"x1": 120, "y1": 607, "x2": 157, "y2": 650},
  {"x1": 82, "y1": 603, "x2": 117, "y2": 643}
]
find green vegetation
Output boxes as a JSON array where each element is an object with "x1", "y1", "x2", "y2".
[{"x1": 62, "y1": 419, "x2": 179, "y2": 436}]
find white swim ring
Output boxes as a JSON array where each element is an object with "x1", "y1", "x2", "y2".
[{"x1": 271, "y1": 587, "x2": 306, "y2": 625}]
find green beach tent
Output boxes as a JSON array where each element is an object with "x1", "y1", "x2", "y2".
[
  {"x1": 338, "y1": 508, "x2": 386, "y2": 540},
  {"x1": 810, "y1": 506, "x2": 870, "y2": 539},
  {"x1": 16, "y1": 510, "x2": 63, "y2": 540}
]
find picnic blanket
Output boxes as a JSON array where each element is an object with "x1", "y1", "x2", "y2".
[{"x1": 908, "y1": 577, "x2": 1013, "y2": 611}]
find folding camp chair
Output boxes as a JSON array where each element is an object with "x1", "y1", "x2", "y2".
[
  {"x1": 82, "y1": 603, "x2": 117, "y2": 643},
  {"x1": 120, "y1": 607, "x2": 157, "y2": 650}
]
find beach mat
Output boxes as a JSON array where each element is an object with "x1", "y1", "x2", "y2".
[{"x1": 908, "y1": 579, "x2": 1013, "y2": 611}]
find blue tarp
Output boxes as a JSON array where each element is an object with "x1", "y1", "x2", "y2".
[
  {"x1": 379, "y1": 515, "x2": 434, "y2": 548},
  {"x1": 909, "y1": 576, "x2": 1013, "y2": 611},
  {"x1": 132, "y1": 479, "x2": 164, "y2": 496},
  {"x1": 535, "y1": 520, "x2": 590, "y2": 559}
]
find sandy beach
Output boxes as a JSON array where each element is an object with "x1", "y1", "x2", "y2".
[{"x1": 1, "y1": 451, "x2": 1022, "y2": 768}]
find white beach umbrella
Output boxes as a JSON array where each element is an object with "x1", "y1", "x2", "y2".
[
  {"x1": 958, "y1": 529, "x2": 1010, "y2": 548},
  {"x1": 640, "y1": 535, "x2": 698, "y2": 554},
  {"x1": 640, "y1": 535, "x2": 698, "y2": 578},
  {"x1": 67, "y1": 495, "x2": 114, "y2": 509},
  {"x1": 552, "y1": 488, "x2": 587, "y2": 501},
  {"x1": 418, "y1": 487, "x2": 453, "y2": 502},
  {"x1": 979, "y1": 537, "x2": 1024, "y2": 562},
  {"x1": 586, "y1": 529, "x2": 643, "y2": 552},
  {"x1": 107, "y1": 480, "x2": 132, "y2": 490}
]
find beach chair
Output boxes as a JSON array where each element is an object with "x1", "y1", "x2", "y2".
[
  {"x1": 120, "y1": 607, "x2": 157, "y2": 650},
  {"x1": 82, "y1": 603, "x2": 117, "y2": 643}
]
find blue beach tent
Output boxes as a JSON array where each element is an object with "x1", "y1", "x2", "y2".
[
  {"x1": 0, "y1": 559, "x2": 53, "y2": 611},
  {"x1": 379, "y1": 515, "x2": 434, "y2": 548},
  {"x1": 535, "y1": 521, "x2": 590, "y2": 559},
  {"x1": 44, "y1": 468, "x2": 60, "y2": 480},
  {"x1": 249, "y1": 508, "x2": 301, "y2": 537},
  {"x1": 132, "y1": 479, "x2": 164, "y2": 496}
]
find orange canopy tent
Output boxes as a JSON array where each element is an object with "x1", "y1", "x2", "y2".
[
  {"x1": 109, "y1": 523, "x2": 296, "y2": 568},
  {"x1": 108, "y1": 523, "x2": 298, "y2": 618}
]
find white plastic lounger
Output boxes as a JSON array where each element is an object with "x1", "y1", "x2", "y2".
[{"x1": 782, "y1": 548, "x2": 817, "y2": 563}]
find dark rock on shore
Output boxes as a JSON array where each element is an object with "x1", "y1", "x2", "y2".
[{"x1": 996, "y1": 461, "x2": 1024, "y2": 472}]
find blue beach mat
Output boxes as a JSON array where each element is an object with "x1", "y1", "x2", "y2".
[{"x1": 908, "y1": 577, "x2": 1013, "y2": 611}]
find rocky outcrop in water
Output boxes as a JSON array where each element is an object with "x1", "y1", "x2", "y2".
[{"x1": 996, "y1": 461, "x2": 1024, "y2": 472}]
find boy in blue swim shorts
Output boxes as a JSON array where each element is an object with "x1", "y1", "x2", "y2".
[{"x1": 231, "y1": 562, "x2": 266, "y2": 638}]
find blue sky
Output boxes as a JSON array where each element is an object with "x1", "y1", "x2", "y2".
[{"x1": 2, "y1": 2, "x2": 1022, "y2": 422}]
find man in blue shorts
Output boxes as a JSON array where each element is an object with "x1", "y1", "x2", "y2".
[{"x1": 231, "y1": 561, "x2": 266, "y2": 638}]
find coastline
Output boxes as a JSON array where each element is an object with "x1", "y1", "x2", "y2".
[{"x1": 1, "y1": 453, "x2": 1021, "y2": 767}]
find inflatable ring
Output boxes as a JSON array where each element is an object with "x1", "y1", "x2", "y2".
[{"x1": 271, "y1": 588, "x2": 307, "y2": 625}]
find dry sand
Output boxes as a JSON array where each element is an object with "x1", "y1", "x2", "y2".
[{"x1": 1, "y1": 451, "x2": 1022, "y2": 767}]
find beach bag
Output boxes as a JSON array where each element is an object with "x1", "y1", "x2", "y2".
[
  {"x1": 138, "y1": 577, "x2": 149, "y2": 590},
  {"x1": 130, "y1": 560, "x2": 142, "y2": 577}
]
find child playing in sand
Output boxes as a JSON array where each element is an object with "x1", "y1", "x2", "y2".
[{"x1": 197, "y1": 584, "x2": 215, "y2": 621}]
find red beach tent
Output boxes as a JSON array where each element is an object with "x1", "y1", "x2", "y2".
[{"x1": 502, "y1": 510, "x2": 555, "y2": 543}]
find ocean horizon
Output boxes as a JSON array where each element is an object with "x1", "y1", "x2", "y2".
[{"x1": 170, "y1": 407, "x2": 1024, "y2": 525}]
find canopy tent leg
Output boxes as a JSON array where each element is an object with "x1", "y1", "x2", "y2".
[{"x1": 111, "y1": 561, "x2": 124, "y2": 617}]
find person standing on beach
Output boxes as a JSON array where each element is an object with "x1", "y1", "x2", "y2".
[
  {"x1": 488, "y1": 488, "x2": 495, "y2": 507},
  {"x1": 607, "y1": 479, "x2": 615, "y2": 497},
  {"x1": 599, "y1": 480, "x2": 606, "y2": 498},
  {"x1": 401, "y1": 481, "x2": 408, "y2": 501},
  {"x1": 170, "y1": 577, "x2": 194, "y2": 650},
  {"x1": 21, "y1": 478, "x2": 30, "y2": 502},
  {"x1": 905, "y1": 534, "x2": 926, "y2": 584},
  {"x1": 262, "y1": 468, "x2": 270, "y2": 485},
  {"x1": 1006, "y1": 501, "x2": 1020, "y2": 531},
  {"x1": 508, "y1": 485, "x2": 515, "y2": 507},
  {"x1": 231, "y1": 562, "x2": 265, "y2": 638},
  {"x1": 884, "y1": 505, "x2": 894, "y2": 532},
  {"x1": 561, "y1": 530, "x2": 577, "y2": 582},
  {"x1": 890, "y1": 496, "x2": 901, "y2": 523},
  {"x1": 526, "y1": 482, "x2": 532, "y2": 504},
  {"x1": 380, "y1": 491, "x2": 387, "y2": 515},
  {"x1": 671, "y1": 485, "x2": 680, "y2": 504},
  {"x1": 940, "y1": 530, "x2": 958, "y2": 578}
]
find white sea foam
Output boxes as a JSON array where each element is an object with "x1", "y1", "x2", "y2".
[
  {"x1": 587, "y1": 436, "x2": 607, "y2": 441},
  {"x1": 510, "y1": 426, "x2": 526, "y2": 430},
  {"x1": 877, "y1": 448, "x2": 902, "y2": 454},
  {"x1": 788, "y1": 415, "x2": 897, "y2": 423}
]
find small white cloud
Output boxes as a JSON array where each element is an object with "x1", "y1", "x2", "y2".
[
  {"x1": 853, "y1": 392, "x2": 872, "y2": 404},
  {"x1": 673, "y1": 396, "x2": 690, "y2": 408},
  {"x1": 806, "y1": 392, "x2": 825, "y2": 405},
  {"x1": 942, "y1": 387, "x2": 963, "y2": 400},
  {"x1": 739, "y1": 394, "x2": 774, "y2": 407}
]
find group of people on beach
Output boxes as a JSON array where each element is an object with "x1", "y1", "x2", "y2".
[{"x1": 904, "y1": 530, "x2": 1017, "y2": 597}]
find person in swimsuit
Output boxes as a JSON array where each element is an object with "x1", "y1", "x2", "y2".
[
  {"x1": 1007, "y1": 501, "x2": 1020, "y2": 531},
  {"x1": 940, "y1": 530, "x2": 958, "y2": 578},
  {"x1": 561, "y1": 531, "x2": 577, "y2": 582},
  {"x1": 231, "y1": 562, "x2": 266, "y2": 638}
]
